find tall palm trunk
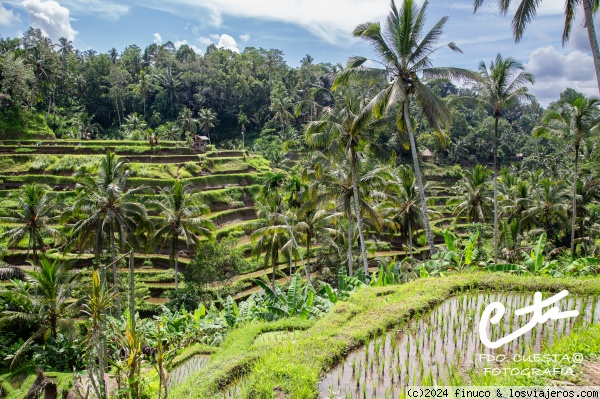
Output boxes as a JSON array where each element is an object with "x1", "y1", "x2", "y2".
[
  {"x1": 271, "y1": 243, "x2": 279, "y2": 290},
  {"x1": 493, "y1": 115, "x2": 499, "y2": 264},
  {"x1": 350, "y1": 148, "x2": 369, "y2": 275},
  {"x1": 403, "y1": 98, "x2": 436, "y2": 256},
  {"x1": 173, "y1": 235, "x2": 179, "y2": 291},
  {"x1": 583, "y1": 0, "x2": 600, "y2": 94},
  {"x1": 347, "y1": 213, "x2": 354, "y2": 276},
  {"x1": 31, "y1": 228, "x2": 37, "y2": 267},
  {"x1": 571, "y1": 144, "x2": 579, "y2": 254},
  {"x1": 111, "y1": 228, "x2": 121, "y2": 317},
  {"x1": 408, "y1": 222, "x2": 413, "y2": 258}
]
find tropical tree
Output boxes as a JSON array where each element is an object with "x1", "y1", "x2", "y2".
[
  {"x1": 534, "y1": 96, "x2": 600, "y2": 253},
  {"x1": 81, "y1": 270, "x2": 115, "y2": 399},
  {"x1": 198, "y1": 108, "x2": 216, "y2": 142},
  {"x1": 123, "y1": 112, "x2": 147, "y2": 139},
  {"x1": 380, "y1": 166, "x2": 426, "y2": 258},
  {"x1": 150, "y1": 180, "x2": 215, "y2": 290},
  {"x1": 523, "y1": 177, "x2": 569, "y2": 245},
  {"x1": 452, "y1": 165, "x2": 493, "y2": 224},
  {"x1": 177, "y1": 108, "x2": 198, "y2": 140},
  {"x1": 69, "y1": 151, "x2": 150, "y2": 316},
  {"x1": 335, "y1": 0, "x2": 477, "y2": 256},
  {"x1": 270, "y1": 83, "x2": 295, "y2": 134},
  {"x1": 476, "y1": 54, "x2": 534, "y2": 263},
  {"x1": 251, "y1": 198, "x2": 289, "y2": 289},
  {"x1": 132, "y1": 70, "x2": 150, "y2": 118},
  {"x1": 474, "y1": 0, "x2": 600, "y2": 94},
  {"x1": 0, "y1": 257, "x2": 80, "y2": 369},
  {"x1": 0, "y1": 183, "x2": 62, "y2": 266},
  {"x1": 575, "y1": 176, "x2": 600, "y2": 252},
  {"x1": 305, "y1": 86, "x2": 377, "y2": 275}
]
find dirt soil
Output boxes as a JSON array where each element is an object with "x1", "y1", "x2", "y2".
[{"x1": 583, "y1": 360, "x2": 600, "y2": 385}]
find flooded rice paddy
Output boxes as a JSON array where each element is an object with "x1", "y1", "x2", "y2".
[
  {"x1": 319, "y1": 291, "x2": 600, "y2": 399},
  {"x1": 167, "y1": 355, "x2": 209, "y2": 389}
]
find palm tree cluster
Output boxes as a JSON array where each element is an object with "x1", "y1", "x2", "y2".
[{"x1": 2, "y1": 151, "x2": 215, "y2": 317}]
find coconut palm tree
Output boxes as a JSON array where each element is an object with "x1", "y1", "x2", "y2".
[
  {"x1": 132, "y1": 70, "x2": 150, "y2": 118},
  {"x1": 523, "y1": 177, "x2": 569, "y2": 246},
  {"x1": 451, "y1": 165, "x2": 493, "y2": 224},
  {"x1": 533, "y1": 96, "x2": 600, "y2": 253},
  {"x1": 251, "y1": 198, "x2": 290, "y2": 289},
  {"x1": 477, "y1": 54, "x2": 534, "y2": 263},
  {"x1": 305, "y1": 86, "x2": 377, "y2": 275},
  {"x1": 381, "y1": 166, "x2": 427, "y2": 258},
  {"x1": 0, "y1": 183, "x2": 62, "y2": 267},
  {"x1": 150, "y1": 180, "x2": 215, "y2": 290},
  {"x1": 177, "y1": 108, "x2": 198, "y2": 140},
  {"x1": 473, "y1": 0, "x2": 600, "y2": 94},
  {"x1": 575, "y1": 176, "x2": 600, "y2": 252},
  {"x1": 198, "y1": 108, "x2": 217, "y2": 142},
  {"x1": 335, "y1": 0, "x2": 477, "y2": 256},
  {"x1": 123, "y1": 112, "x2": 148, "y2": 139},
  {"x1": 0, "y1": 256, "x2": 79, "y2": 369},
  {"x1": 69, "y1": 151, "x2": 150, "y2": 316}
]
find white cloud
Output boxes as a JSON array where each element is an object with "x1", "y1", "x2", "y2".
[
  {"x1": 216, "y1": 33, "x2": 239, "y2": 53},
  {"x1": 239, "y1": 33, "x2": 249, "y2": 42},
  {"x1": 22, "y1": 0, "x2": 77, "y2": 41},
  {"x1": 153, "y1": 32, "x2": 162, "y2": 44},
  {"x1": 5, "y1": 0, "x2": 129, "y2": 21},
  {"x1": 133, "y1": 0, "x2": 392, "y2": 44},
  {"x1": 173, "y1": 39, "x2": 202, "y2": 54},
  {"x1": 209, "y1": 33, "x2": 220, "y2": 42},
  {"x1": 197, "y1": 36, "x2": 213, "y2": 45},
  {"x1": 525, "y1": 46, "x2": 599, "y2": 105},
  {"x1": 0, "y1": 1, "x2": 19, "y2": 24}
]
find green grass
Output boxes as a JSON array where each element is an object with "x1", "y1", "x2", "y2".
[
  {"x1": 171, "y1": 344, "x2": 219, "y2": 369},
  {"x1": 0, "y1": 368, "x2": 72, "y2": 399},
  {"x1": 470, "y1": 323, "x2": 600, "y2": 386},
  {"x1": 170, "y1": 273, "x2": 600, "y2": 398}
]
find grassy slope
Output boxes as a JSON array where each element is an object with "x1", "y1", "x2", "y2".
[{"x1": 171, "y1": 273, "x2": 600, "y2": 399}]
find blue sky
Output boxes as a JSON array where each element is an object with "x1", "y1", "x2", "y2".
[{"x1": 0, "y1": 0, "x2": 598, "y2": 105}]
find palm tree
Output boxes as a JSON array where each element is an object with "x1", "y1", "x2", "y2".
[
  {"x1": 575, "y1": 176, "x2": 600, "y2": 252},
  {"x1": 523, "y1": 177, "x2": 569, "y2": 245},
  {"x1": 0, "y1": 183, "x2": 62, "y2": 267},
  {"x1": 153, "y1": 66, "x2": 180, "y2": 117},
  {"x1": 335, "y1": 0, "x2": 477, "y2": 256},
  {"x1": 477, "y1": 54, "x2": 534, "y2": 263},
  {"x1": 270, "y1": 94, "x2": 294, "y2": 134},
  {"x1": 150, "y1": 181, "x2": 215, "y2": 290},
  {"x1": 305, "y1": 86, "x2": 377, "y2": 275},
  {"x1": 69, "y1": 151, "x2": 150, "y2": 316},
  {"x1": 533, "y1": 96, "x2": 600, "y2": 253},
  {"x1": 473, "y1": 0, "x2": 600, "y2": 94},
  {"x1": 123, "y1": 112, "x2": 148, "y2": 139},
  {"x1": 197, "y1": 108, "x2": 217, "y2": 142},
  {"x1": 177, "y1": 108, "x2": 198, "y2": 140},
  {"x1": 251, "y1": 198, "x2": 289, "y2": 289},
  {"x1": 0, "y1": 256, "x2": 79, "y2": 369},
  {"x1": 451, "y1": 165, "x2": 493, "y2": 224},
  {"x1": 81, "y1": 270, "x2": 115, "y2": 399},
  {"x1": 381, "y1": 166, "x2": 426, "y2": 258},
  {"x1": 132, "y1": 70, "x2": 150, "y2": 118}
]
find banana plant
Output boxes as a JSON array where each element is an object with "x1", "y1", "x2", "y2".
[
  {"x1": 322, "y1": 267, "x2": 366, "y2": 303},
  {"x1": 486, "y1": 234, "x2": 561, "y2": 276},
  {"x1": 254, "y1": 273, "x2": 330, "y2": 319},
  {"x1": 419, "y1": 229, "x2": 481, "y2": 277}
]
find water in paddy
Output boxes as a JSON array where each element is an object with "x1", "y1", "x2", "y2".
[
  {"x1": 319, "y1": 292, "x2": 600, "y2": 399},
  {"x1": 167, "y1": 355, "x2": 209, "y2": 389}
]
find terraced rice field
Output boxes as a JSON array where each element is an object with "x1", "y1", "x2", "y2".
[{"x1": 319, "y1": 291, "x2": 600, "y2": 399}]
